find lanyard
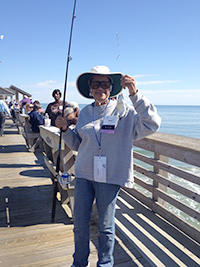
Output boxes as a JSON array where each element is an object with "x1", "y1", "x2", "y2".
[{"x1": 92, "y1": 100, "x2": 110, "y2": 156}]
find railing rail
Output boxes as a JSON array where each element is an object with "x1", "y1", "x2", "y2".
[
  {"x1": 126, "y1": 132, "x2": 200, "y2": 243},
  {"x1": 40, "y1": 126, "x2": 200, "y2": 244}
]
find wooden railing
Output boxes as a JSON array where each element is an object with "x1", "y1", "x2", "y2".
[
  {"x1": 18, "y1": 114, "x2": 41, "y2": 150},
  {"x1": 128, "y1": 132, "x2": 200, "y2": 244},
  {"x1": 39, "y1": 126, "x2": 98, "y2": 221},
  {"x1": 39, "y1": 126, "x2": 200, "y2": 244}
]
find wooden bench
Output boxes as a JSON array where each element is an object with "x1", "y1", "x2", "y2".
[
  {"x1": 18, "y1": 114, "x2": 42, "y2": 151},
  {"x1": 39, "y1": 125, "x2": 98, "y2": 222},
  {"x1": 14, "y1": 110, "x2": 23, "y2": 134}
]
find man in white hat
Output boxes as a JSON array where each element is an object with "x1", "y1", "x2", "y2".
[
  {"x1": 64, "y1": 102, "x2": 80, "y2": 128},
  {"x1": 56, "y1": 66, "x2": 161, "y2": 267}
]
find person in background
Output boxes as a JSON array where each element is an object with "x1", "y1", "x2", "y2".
[
  {"x1": 25, "y1": 103, "x2": 34, "y2": 114},
  {"x1": 8, "y1": 100, "x2": 13, "y2": 109},
  {"x1": 11, "y1": 102, "x2": 20, "y2": 125},
  {"x1": 29, "y1": 103, "x2": 44, "y2": 133},
  {"x1": 45, "y1": 89, "x2": 68, "y2": 126},
  {"x1": 55, "y1": 65, "x2": 161, "y2": 267},
  {"x1": 33, "y1": 100, "x2": 40, "y2": 105},
  {"x1": 0, "y1": 94, "x2": 11, "y2": 136},
  {"x1": 33, "y1": 100, "x2": 45, "y2": 115},
  {"x1": 64, "y1": 102, "x2": 80, "y2": 128},
  {"x1": 20, "y1": 95, "x2": 32, "y2": 106},
  {"x1": 69, "y1": 102, "x2": 80, "y2": 118}
]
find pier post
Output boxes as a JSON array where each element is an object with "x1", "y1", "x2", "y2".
[{"x1": 153, "y1": 153, "x2": 168, "y2": 207}]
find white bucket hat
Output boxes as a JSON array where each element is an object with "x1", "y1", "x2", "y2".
[
  {"x1": 76, "y1": 66, "x2": 123, "y2": 99},
  {"x1": 64, "y1": 107, "x2": 74, "y2": 117},
  {"x1": 68, "y1": 101, "x2": 79, "y2": 110},
  {"x1": 64, "y1": 102, "x2": 79, "y2": 117}
]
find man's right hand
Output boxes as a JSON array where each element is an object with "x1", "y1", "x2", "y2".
[{"x1": 55, "y1": 116, "x2": 68, "y2": 131}]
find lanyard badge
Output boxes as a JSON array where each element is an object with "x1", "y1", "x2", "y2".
[
  {"x1": 100, "y1": 115, "x2": 118, "y2": 134},
  {"x1": 92, "y1": 101, "x2": 110, "y2": 182},
  {"x1": 92, "y1": 101, "x2": 110, "y2": 156},
  {"x1": 94, "y1": 156, "x2": 107, "y2": 183}
]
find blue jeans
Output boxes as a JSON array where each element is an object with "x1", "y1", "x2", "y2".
[{"x1": 73, "y1": 178, "x2": 120, "y2": 267}]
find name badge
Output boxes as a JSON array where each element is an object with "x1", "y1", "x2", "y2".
[
  {"x1": 94, "y1": 156, "x2": 107, "y2": 183},
  {"x1": 100, "y1": 116, "x2": 118, "y2": 134}
]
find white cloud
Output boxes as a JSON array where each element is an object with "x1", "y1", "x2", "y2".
[
  {"x1": 139, "y1": 89, "x2": 200, "y2": 105},
  {"x1": 137, "y1": 80, "x2": 179, "y2": 86},
  {"x1": 134, "y1": 74, "x2": 156, "y2": 78},
  {"x1": 142, "y1": 88, "x2": 200, "y2": 94},
  {"x1": 24, "y1": 80, "x2": 75, "y2": 90},
  {"x1": 20, "y1": 80, "x2": 76, "y2": 102},
  {"x1": 36, "y1": 80, "x2": 58, "y2": 88},
  {"x1": 20, "y1": 79, "x2": 200, "y2": 105}
]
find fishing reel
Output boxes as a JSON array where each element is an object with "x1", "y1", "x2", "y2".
[{"x1": 58, "y1": 172, "x2": 74, "y2": 190}]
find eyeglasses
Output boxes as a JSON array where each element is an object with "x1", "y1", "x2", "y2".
[{"x1": 89, "y1": 81, "x2": 112, "y2": 90}]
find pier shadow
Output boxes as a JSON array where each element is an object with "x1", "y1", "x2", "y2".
[
  {"x1": 3, "y1": 129, "x2": 19, "y2": 135},
  {"x1": 89, "y1": 223, "x2": 152, "y2": 267},
  {"x1": 0, "y1": 144, "x2": 28, "y2": 153},
  {"x1": 0, "y1": 184, "x2": 72, "y2": 227},
  {"x1": 1, "y1": 119, "x2": 199, "y2": 266},
  {"x1": 0, "y1": 183, "x2": 151, "y2": 266},
  {"x1": 3, "y1": 120, "x2": 20, "y2": 135},
  {"x1": 0, "y1": 156, "x2": 48, "y2": 175},
  {"x1": 116, "y1": 190, "x2": 200, "y2": 267}
]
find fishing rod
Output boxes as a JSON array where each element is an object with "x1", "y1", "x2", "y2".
[{"x1": 52, "y1": 0, "x2": 77, "y2": 222}]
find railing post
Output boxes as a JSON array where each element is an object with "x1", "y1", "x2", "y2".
[{"x1": 153, "y1": 153, "x2": 169, "y2": 207}]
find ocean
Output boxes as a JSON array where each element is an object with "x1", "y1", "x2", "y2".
[
  {"x1": 41, "y1": 103, "x2": 200, "y2": 139},
  {"x1": 156, "y1": 105, "x2": 200, "y2": 139},
  {"x1": 41, "y1": 103, "x2": 200, "y2": 228}
]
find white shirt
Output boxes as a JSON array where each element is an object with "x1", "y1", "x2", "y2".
[{"x1": 0, "y1": 100, "x2": 11, "y2": 115}]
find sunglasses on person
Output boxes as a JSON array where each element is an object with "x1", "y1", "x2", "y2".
[{"x1": 89, "y1": 81, "x2": 112, "y2": 90}]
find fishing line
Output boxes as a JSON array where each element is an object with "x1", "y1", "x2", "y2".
[
  {"x1": 116, "y1": 32, "x2": 120, "y2": 60},
  {"x1": 115, "y1": 31, "x2": 125, "y2": 74},
  {"x1": 115, "y1": 32, "x2": 130, "y2": 103}
]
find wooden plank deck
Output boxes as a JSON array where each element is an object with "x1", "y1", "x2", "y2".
[
  {"x1": 116, "y1": 191, "x2": 200, "y2": 267},
  {"x1": 0, "y1": 118, "x2": 151, "y2": 267},
  {"x1": 1, "y1": 118, "x2": 200, "y2": 267}
]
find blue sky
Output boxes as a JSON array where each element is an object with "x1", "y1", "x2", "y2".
[{"x1": 0, "y1": 0, "x2": 200, "y2": 105}]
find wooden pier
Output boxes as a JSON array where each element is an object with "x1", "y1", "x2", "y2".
[{"x1": 0, "y1": 117, "x2": 200, "y2": 267}]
